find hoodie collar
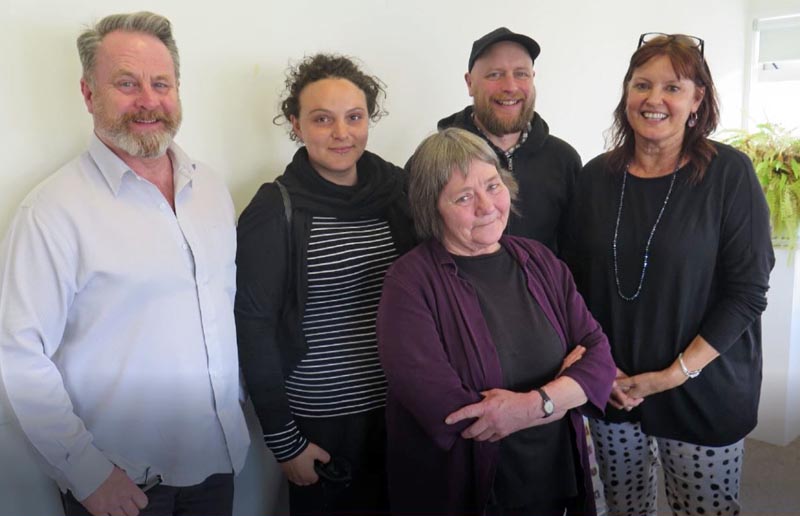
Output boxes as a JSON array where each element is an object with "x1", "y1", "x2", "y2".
[
  {"x1": 438, "y1": 106, "x2": 550, "y2": 158},
  {"x1": 469, "y1": 112, "x2": 531, "y2": 171}
]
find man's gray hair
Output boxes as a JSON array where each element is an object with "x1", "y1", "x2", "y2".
[
  {"x1": 77, "y1": 11, "x2": 180, "y2": 85},
  {"x1": 407, "y1": 127, "x2": 518, "y2": 242}
]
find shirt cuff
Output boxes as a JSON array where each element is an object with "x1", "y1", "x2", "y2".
[
  {"x1": 61, "y1": 444, "x2": 114, "y2": 501},
  {"x1": 263, "y1": 420, "x2": 308, "y2": 462}
]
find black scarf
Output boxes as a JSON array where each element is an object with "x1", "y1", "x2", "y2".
[{"x1": 277, "y1": 147, "x2": 406, "y2": 219}]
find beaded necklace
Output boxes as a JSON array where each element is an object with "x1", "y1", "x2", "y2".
[{"x1": 612, "y1": 161, "x2": 679, "y2": 301}]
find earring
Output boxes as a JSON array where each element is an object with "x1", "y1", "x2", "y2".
[{"x1": 687, "y1": 112, "x2": 698, "y2": 128}]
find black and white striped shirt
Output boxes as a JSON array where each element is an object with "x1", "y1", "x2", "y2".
[{"x1": 264, "y1": 216, "x2": 397, "y2": 460}]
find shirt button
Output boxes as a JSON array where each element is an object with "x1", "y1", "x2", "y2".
[
  {"x1": 182, "y1": 243, "x2": 189, "y2": 250},
  {"x1": 159, "y1": 203, "x2": 167, "y2": 211}
]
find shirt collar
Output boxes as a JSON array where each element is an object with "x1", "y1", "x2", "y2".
[
  {"x1": 88, "y1": 133, "x2": 197, "y2": 196},
  {"x1": 470, "y1": 112, "x2": 532, "y2": 158}
]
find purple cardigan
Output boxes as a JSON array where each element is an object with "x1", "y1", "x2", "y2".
[{"x1": 377, "y1": 236, "x2": 615, "y2": 515}]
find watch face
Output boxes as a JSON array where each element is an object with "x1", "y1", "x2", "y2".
[{"x1": 538, "y1": 388, "x2": 555, "y2": 417}]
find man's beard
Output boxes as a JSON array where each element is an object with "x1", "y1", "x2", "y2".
[
  {"x1": 95, "y1": 104, "x2": 182, "y2": 159},
  {"x1": 473, "y1": 94, "x2": 534, "y2": 136}
]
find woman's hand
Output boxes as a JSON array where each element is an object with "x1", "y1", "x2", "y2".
[
  {"x1": 611, "y1": 337, "x2": 720, "y2": 409},
  {"x1": 615, "y1": 363, "x2": 686, "y2": 401},
  {"x1": 279, "y1": 442, "x2": 331, "y2": 486},
  {"x1": 608, "y1": 368, "x2": 645, "y2": 411},
  {"x1": 445, "y1": 389, "x2": 556, "y2": 442}
]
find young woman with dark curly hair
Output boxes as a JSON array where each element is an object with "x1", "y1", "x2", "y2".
[{"x1": 235, "y1": 54, "x2": 415, "y2": 514}]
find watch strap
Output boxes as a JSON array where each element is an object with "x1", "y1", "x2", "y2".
[{"x1": 536, "y1": 388, "x2": 554, "y2": 418}]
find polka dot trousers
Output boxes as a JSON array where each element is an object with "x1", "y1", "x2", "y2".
[{"x1": 590, "y1": 419, "x2": 743, "y2": 516}]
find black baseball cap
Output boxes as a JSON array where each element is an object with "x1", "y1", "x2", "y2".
[{"x1": 468, "y1": 27, "x2": 541, "y2": 71}]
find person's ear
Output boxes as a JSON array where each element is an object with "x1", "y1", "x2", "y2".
[
  {"x1": 80, "y1": 77, "x2": 95, "y2": 114},
  {"x1": 290, "y1": 115, "x2": 303, "y2": 143},
  {"x1": 465, "y1": 72, "x2": 475, "y2": 98}
]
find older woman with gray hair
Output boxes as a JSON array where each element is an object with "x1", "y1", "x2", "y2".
[{"x1": 376, "y1": 127, "x2": 616, "y2": 516}]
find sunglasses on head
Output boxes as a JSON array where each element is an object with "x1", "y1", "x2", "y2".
[{"x1": 638, "y1": 32, "x2": 704, "y2": 57}]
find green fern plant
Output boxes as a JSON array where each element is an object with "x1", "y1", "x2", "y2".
[{"x1": 724, "y1": 123, "x2": 800, "y2": 250}]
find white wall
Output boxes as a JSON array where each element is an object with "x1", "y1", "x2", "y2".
[
  {"x1": 750, "y1": 0, "x2": 800, "y2": 18},
  {"x1": 0, "y1": 0, "x2": 751, "y2": 228},
  {"x1": 0, "y1": 0, "x2": 750, "y2": 514},
  {"x1": 753, "y1": 249, "x2": 800, "y2": 445}
]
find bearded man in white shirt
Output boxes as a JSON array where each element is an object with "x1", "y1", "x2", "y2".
[{"x1": 0, "y1": 11, "x2": 250, "y2": 516}]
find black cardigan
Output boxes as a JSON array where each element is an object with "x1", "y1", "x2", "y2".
[{"x1": 564, "y1": 142, "x2": 775, "y2": 446}]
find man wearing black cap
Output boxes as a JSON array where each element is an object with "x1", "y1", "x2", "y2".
[{"x1": 437, "y1": 27, "x2": 581, "y2": 254}]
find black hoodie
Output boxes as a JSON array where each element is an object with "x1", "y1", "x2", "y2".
[{"x1": 438, "y1": 106, "x2": 581, "y2": 255}]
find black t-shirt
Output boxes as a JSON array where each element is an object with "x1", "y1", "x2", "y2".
[{"x1": 453, "y1": 248, "x2": 578, "y2": 506}]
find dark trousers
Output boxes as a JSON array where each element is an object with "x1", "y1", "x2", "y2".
[
  {"x1": 289, "y1": 409, "x2": 388, "y2": 515},
  {"x1": 61, "y1": 473, "x2": 234, "y2": 516},
  {"x1": 484, "y1": 495, "x2": 582, "y2": 516}
]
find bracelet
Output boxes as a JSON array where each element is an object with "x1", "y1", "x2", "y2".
[{"x1": 678, "y1": 352, "x2": 702, "y2": 379}]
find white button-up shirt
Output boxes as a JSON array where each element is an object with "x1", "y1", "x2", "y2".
[{"x1": 0, "y1": 135, "x2": 250, "y2": 500}]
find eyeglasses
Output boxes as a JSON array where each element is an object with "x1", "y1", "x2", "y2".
[{"x1": 638, "y1": 32, "x2": 704, "y2": 57}]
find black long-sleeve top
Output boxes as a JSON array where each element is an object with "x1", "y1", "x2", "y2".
[{"x1": 564, "y1": 142, "x2": 775, "y2": 446}]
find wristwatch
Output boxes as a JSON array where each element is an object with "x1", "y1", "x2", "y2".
[{"x1": 536, "y1": 388, "x2": 555, "y2": 418}]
